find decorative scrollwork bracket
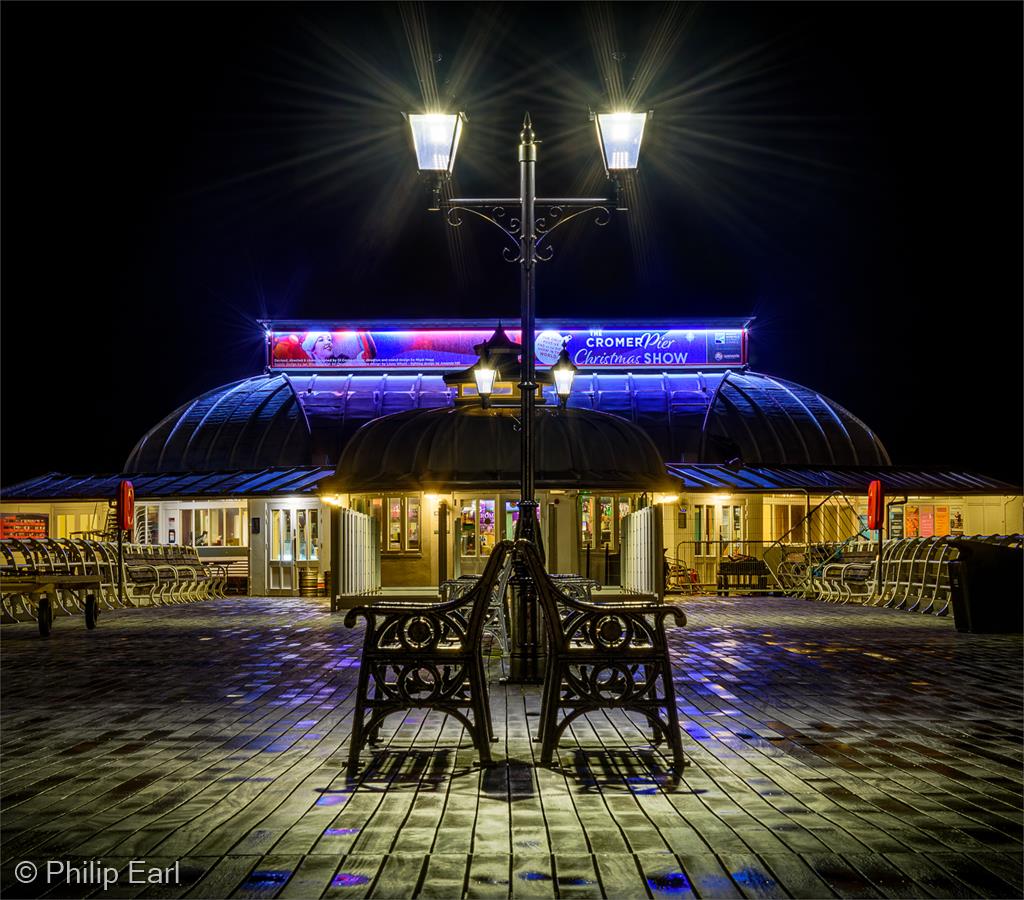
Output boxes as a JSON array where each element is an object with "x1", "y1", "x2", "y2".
[{"x1": 442, "y1": 197, "x2": 613, "y2": 264}]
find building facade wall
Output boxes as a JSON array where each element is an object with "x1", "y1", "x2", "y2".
[{"x1": 3, "y1": 491, "x2": 1020, "y2": 595}]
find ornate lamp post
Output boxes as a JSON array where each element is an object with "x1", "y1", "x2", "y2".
[{"x1": 406, "y1": 108, "x2": 649, "y2": 681}]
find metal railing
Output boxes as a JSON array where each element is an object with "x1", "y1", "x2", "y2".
[{"x1": 668, "y1": 539, "x2": 774, "y2": 593}]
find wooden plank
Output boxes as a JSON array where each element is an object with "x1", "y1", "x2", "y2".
[
  {"x1": 924, "y1": 851, "x2": 1022, "y2": 899},
  {"x1": 879, "y1": 853, "x2": 976, "y2": 899},
  {"x1": 183, "y1": 856, "x2": 256, "y2": 900},
  {"x1": 635, "y1": 850, "x2": 697, "y2": 899},
  {"x1": 591, "y1": 852, "x2": 648, "y2": 899},
  {"x1": 713, "y1": 851, "x2": 789, "y2": 900},
  {"x1": 465, "y1": 852, "x2": 511, "y2": 899},
  {"x1": 800, "y1": 852, "x2": 887, "y2": 899},
  {"x1": 369, "y1": 853, "x2": 426, "y2": 899},
  {"x1": 228, "y1": 854, "x2": 302, "y2": 899},
  {"x1": 418, "y1": 852, "x2": 470, "y2": 899},
  {"x1": 755, "y1": 853, "x2": 836, "y2": 900},
  {"x1": 322, "y1": 852, "x2": 387, "y2": 899},
  {"x1": 510, "y1": 852, "x2": 555, "y2": 898},
  {"x1": 841, "y1": 852, "x2": 929, "y2": 900},
  {"x1": 552, "y1": 853, "x2": 601, "y2": 898},
  {"x1": 275, "y1": 854, "x2": 340, "y2": 900},
  {"x1": 675, "y1": 850, "x2": 744, "y2": 899}
]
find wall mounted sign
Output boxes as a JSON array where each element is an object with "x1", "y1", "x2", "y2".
[
  {"x1": 949, "y1": 506, "x2": 964, "y2": 536},
  {"x1": 905, "y1": 505, "x2": 920, "y2": 537},
  {"x1": 919, "y1": 505, "x2": 935, "y2": 538},
  {"x1": 117, "y1": 480, "x2": 135, "y2": 532},
  {"x1": 888, "y1": 506, "x2": 904, "y2": 540},
  {"x1": 266, "y1": 323, "x2": 747, "y2": 371},
  {"x1": 867, "y1": 480, "x2": 884, "y2": 531},
  {"x1": 0, "y1": 513, "x2": 48, "y2": 540}
]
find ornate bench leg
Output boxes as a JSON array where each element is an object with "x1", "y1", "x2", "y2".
[
  {"x1": 539, "y1": 662, "x2": 564, "y2": 766},
  {"x1": 474, "y1": 656, "x2": 495, "y2": 745},
  {"x1": 536, "y1": 658, "x2": 558, "y2": 745},
  {"x1": 367, "y1": 673, "x2": 385, "y2": 745},
  {"x1": 347, "y1": 664, "x2": 371, "y2": 777},
  {"x1": 473, "y1": 693, "x2": 493, "y2": 766},
  {"x1": 661, "y1": 654, "x2": 685, "y2": 776}
]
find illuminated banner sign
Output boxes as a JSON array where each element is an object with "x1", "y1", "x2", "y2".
[{"x1": 268, "y1": 325, "x2": 746, "y2": 370}]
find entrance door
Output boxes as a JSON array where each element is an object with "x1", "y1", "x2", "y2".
[
  {"x1": 453, "y1": 495, "x2": 545, "y2": 575},
  {"x1": 455, "y1": 497, "x2": 497, "y2": 576},
  {"x1": 266, "y1": 503, "x2": 321, "y2": 595}
]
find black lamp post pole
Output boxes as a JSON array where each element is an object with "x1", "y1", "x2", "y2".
[
  {"x1": 511, "y1": 114, "x2": 542, "y2": 683},
  {"x1": 518, "y1": 115, "x2": 537, "y2": 516}
]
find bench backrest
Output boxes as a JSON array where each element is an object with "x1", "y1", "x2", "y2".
[{"x1": 462, "y1": 541, "x2": 514, "y2": 643}]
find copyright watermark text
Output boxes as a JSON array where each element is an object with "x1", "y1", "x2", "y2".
[{"x1": 14, "y1": 859, "x2": 180, "y2": 889}]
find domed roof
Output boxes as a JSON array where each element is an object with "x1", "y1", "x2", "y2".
[
  {"x1": 324, "y1": 405, "x2": 672, "y2": 493},
  {"x1": 124, "y1": 367, "x2": 888, "y2": 476},
  {"x1": 125, "y1": 376, "x2": 311, "y2": 473},
  {"x1": 698, "y1": 371, "x2": 889, "y2": 467}
]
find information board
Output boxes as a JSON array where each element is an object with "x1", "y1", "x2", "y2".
[{"x1": 267, "y1": 324, "x2": 746, "y2": 370}]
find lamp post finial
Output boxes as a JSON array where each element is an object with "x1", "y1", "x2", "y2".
[{"x1": 520, "y1": 112, "x2": 535, "y2": 143}]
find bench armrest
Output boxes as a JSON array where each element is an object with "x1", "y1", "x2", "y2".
[{"x1": 343, "y1": 593, "x2": 466, "y2": 628}]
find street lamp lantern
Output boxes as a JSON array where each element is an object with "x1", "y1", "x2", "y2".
[
  {"x1": 594, "y1": 111, "x2": 650, "y2": 172},
  {"x1": 473, "y1": 354, "x2": 496, "y2": 408},
  {"x1": 406, "y1": 112, "x2": 465, "y2": 175},
  {"x1": 551, "y1": 344, "x2": 578, "y2": 408}
]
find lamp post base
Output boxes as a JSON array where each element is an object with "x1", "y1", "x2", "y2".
[{"x1": 506, "y1": 501, "x2": 546, "y2": 684}]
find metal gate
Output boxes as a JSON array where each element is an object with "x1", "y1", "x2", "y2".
[
  {"x1": 620, "y1": 504, "x2": 665, "y2": 596},
  {"x1": 332, "y1": 507, "x2": 380, "y2": 596}
]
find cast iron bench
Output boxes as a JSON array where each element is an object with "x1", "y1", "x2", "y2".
[
  {"x1": 343, "y1": 540, "x2": 514, "y2": 776},
  {"x1": 716, "y1": 557, "x2": 769, "y2": 596},
  {"x1": 516, "y1": 539, "x2": 688, "y2": 777}
]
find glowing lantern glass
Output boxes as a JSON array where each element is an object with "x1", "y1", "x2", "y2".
[
  {"x1": 551, "y1": 345, "x2": 578, "y2": 407},
  {"x1": 408, "y1": 113, "x2": 465, "y2": 176},
  {"x1": 473, "y1": 360, "x2": 496, "y2": 407},
  {"x1": 595, "y1": 112, "x2": 649, "y2": 171}
]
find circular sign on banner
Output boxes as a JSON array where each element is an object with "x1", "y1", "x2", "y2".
[
  {"x1": 535, "y1": 330, "x2": 568, "y2": 365},
  {"x1": 117, "y1": 480, "x2": 135, "y2": 533}
]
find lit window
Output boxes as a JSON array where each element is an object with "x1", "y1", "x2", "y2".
[
  {"x1": 580, "y1": 495, "x2": 595, "y2": 547},
  {"x1": 599, "y1": 496, "x2": 614, "y2": 547},
  {"x1": 179, "y1": 505, "x2": 248, "y2": 548},
  {"x1": 479, "y1": 500, "x2": 495, "y2": 555},
  {"x1": 362, "y1": 495, "x2": 423, "y2": 553},
  {"x1": 460, "y1": 501, "x2": 477, "y2": 556},
  {"x1": 406, "y1": 498, "x2": 420, "y2": 550}
]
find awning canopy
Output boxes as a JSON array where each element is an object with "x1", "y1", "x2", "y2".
[
  {"x1": 3, "y1": 463, "x2": 1017, "y2": 502},
  {"x1": 666, "y1": 463, "x2": 1021, "y2": 495},
  {"x1": 1, "y1": 467, "x2": 335, "y2": 501},
  {"x1": 323, "y1": 405, "x2": 673, "y2": 493}
]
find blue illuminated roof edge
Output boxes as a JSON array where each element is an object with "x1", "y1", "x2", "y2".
[
  {"x1": 3, "y1": 463, "x2": 1018, "y2": 501},
  {"x1": 260, "y1": 316, "x2": 754, "y2": 331}
]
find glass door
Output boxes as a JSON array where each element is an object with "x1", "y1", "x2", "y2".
[
  {"x1": 455, "y1": 496, "x2": 497, "y2": 576},
  {"x1": 503, "y1": 498, "x2": 541, "y2": 540},
  {"x1": 268, "y1": 505, "x2": 294, "y2": 594},
  {"x1": 266, "y1": 503, "x2": 321, "y2": 595}
]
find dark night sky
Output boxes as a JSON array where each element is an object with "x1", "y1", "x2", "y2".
[{"x1": 2, "y1": 2, "x2": 1021, "y2": 485}]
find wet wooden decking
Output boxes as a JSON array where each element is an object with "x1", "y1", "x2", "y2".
[{"x1": 2, "y1": 595, "x2": 1021, "y2": 899}]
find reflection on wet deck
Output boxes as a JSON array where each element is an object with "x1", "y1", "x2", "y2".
[{"x1": 1, "y1": 595, "x2": 1021, "y2": 898}]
